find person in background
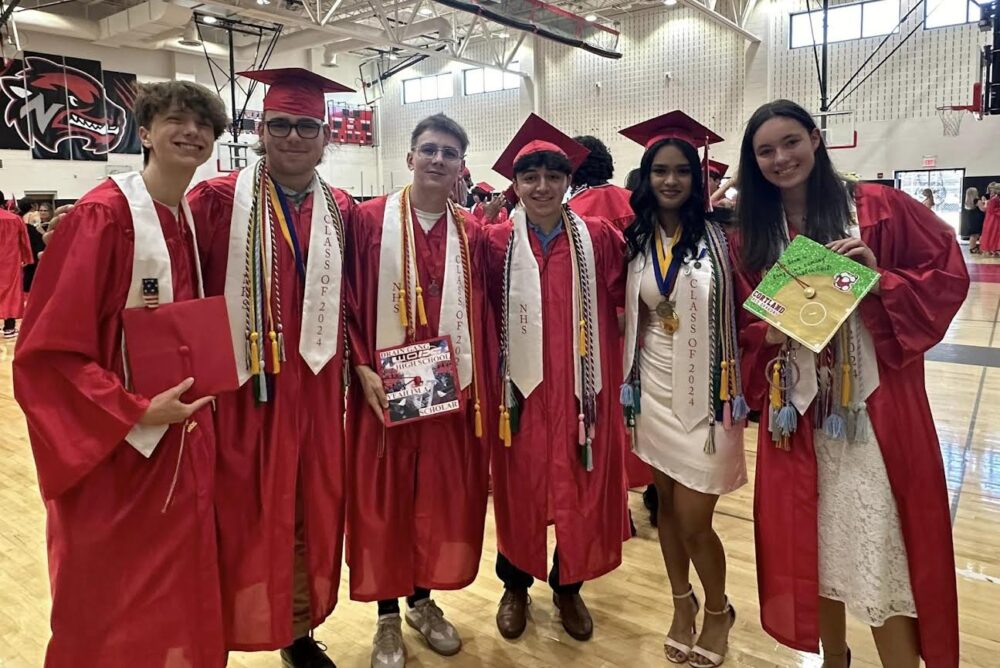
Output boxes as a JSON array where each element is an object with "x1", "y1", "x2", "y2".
[
  {"x1": 979, "y1": 182, "x2": 1000, "y2": 257},
  {"x1": 569, "y1": 135, "x2": 635, "y2": 232},
  {"x1": 17, "y1": 198, "x2": 45, "y2": 294},
  {"x1": 13, "y1": 80, "x2": 229, "y2": 668},
  {"x1": 732, "y1": 99, "x2": 964, "y2": 668},
  {"x1": 963, "y1": 187, "x2": 986, "y2": 254},
  {"x1": 1, "y1": 202, "x2": 32, "y2": 337},
  {"x1": 37, "y1": 202, "x2": 53, "y2": 231},
  {"x1": 22, "y1": 201, "x2": 41, "y2": 230},
  {"x1": 920, "y1": 188, "x2": 935, "y2": 210},
  {"x1": 625, "y1": 168, "x2": 642, "y2": 192}
]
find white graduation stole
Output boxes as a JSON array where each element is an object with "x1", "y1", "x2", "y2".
[
  {"x1": 623, "y1": 233, "x2": 711, "y2": 431},
  {"x1": 508, "y1": 207, "x2": 602, "y2": 399},
  {"x1": 223, "y1": 158, "x2": 343, "y2": 386},
  {"x1": 375, "y1": 189, "x2": 473, "y2": 389},
  {"x1": 112, "y1": 171, "x2": 204, "y2": 457}
]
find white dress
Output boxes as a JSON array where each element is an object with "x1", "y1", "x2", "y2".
[
  {"x1": 816, "y1": 426, "x2": 918, "y2": 626},
  {"x1": 633, "y1": 254, "x2": 747, "y2": 495}
]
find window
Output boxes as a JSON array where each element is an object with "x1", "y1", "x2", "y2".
[
  {"x1": 925, "y1": 0, "x2": 981, "y2": 28},
  {"x1": 463, "y1": 64, "x2": 520, "y2": 95},
  {"x1": 790, "y1": 0, "x2": 899, "y2": 48},
  {"x1": 402, "y1": 73, "x2": 453, "y2": 104}
]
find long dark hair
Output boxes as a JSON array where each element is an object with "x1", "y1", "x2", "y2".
[
  {"x1": 737, "y1": 99, "x2": 850, "y2": 272},
  {"x1": 625, "y1": 138, "x2": 706, "y2": 263}
]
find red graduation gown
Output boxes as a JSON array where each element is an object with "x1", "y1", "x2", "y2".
[
  {"x1": 13, "y1": 179, "x2": 225, "y2": 668},
  {"x1": 978, "y1": 195, "x2": 1000, "y2": 252},
  {"x1": 187, "y1": 172, "x2": 356, "y2": 650},
  {"x1": 568, "y1": 185, "x2": 650, "y2": 488},
  {"x1": 731, "y1": 184, "x2": 965, "y2": 667},
  {"x1": 481, "y1": 217, "x2": 629, "y2": 584},
  {"x1": 569, "y1": 184, "x2": 635, "y2": 232},
  {"x1": 0, "y1": 209, "x2": 32, "y2": 318},
  {"x1": 344, "y1": 196, "x2": 490, "y2": 601}
]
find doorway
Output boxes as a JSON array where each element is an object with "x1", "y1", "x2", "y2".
[{"x1": 894, "y1": 168, "x2": 965, "y2": 232}]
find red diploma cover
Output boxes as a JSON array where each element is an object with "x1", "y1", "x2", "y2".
[{"x1": 121, "y1": 296, "x2": 240, "y2": 402}]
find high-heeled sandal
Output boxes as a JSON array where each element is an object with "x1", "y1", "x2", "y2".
[
  {"x1": 688, "y1": 597, "x2": 736, "y2": 668},
  {"x1": 822, "y1": 647, "x2": 852, "y2": 667},
  {"x1": 664, "y1": 586, "x2": 700, "y2": 664}
]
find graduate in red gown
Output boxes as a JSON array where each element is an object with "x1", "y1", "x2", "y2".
[
  {"x1": 0, "y1": 207, "x2": 32, "y2": 337},
  {"x1": 732, "y1": 100, "x2": 965, "y2": 668},
  {"x1": 482, "y1": 115, "x2": 627, "y2": 643},
  {"x1": 345, "y1": 113, "x2": 489, "y2": 668},
  {"x1": 185, "y1": 69, "x2": 355, "y2": 668},
  {"x1": 569, "y1": 135, "x2": 636, "y2": 232},
  {"x1": 978, "y1": 185, "x2": 1000, "y2": 255},
  {"x1": 13, "y1": 82, "x2": 230, "y2": 668}
]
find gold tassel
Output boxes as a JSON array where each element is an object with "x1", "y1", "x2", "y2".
[
  {"x1": 770, "y1": 360, "x2": 782, "y2": 410},
  {"x1": 720, "y1": 360, "x2": 730, "y2": 401},
  {"x1": 501, "y1": 408, "x2": 512, "y2": 447},
  {"x1": 398, "y1": 290, "x2": 408, "y2": 328},
  {"x1": 841, "y1": 362, "x2": 851, "y2": 408},
  {"x1": 269, "y1": 331, "x2": 280, "y2": 374},
  {"x1": 249, "y1": 332, "x2": 260, "y2": 375},
  {"x1": 416, "y1": 286, "x2": 428, "y2": 326},
  {"x1": 474, "y1": 401, "x2": 483, "y2": 438},
  {"x1": 578, "y1": 319, "x2": 587, "y2": 357}
]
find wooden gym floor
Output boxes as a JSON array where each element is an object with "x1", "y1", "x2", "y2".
[{"x1": 1, "y1": 252, "x2": 998, "y2": 667}]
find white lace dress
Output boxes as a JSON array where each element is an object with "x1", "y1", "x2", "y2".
[{"x1": 815, "y1": 425, "x2": 918, "y2": 626}]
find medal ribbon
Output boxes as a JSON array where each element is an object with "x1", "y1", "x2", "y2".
[
  {"x1": 652, "y1": 226, "x2": 685, "y2": 298},
  {"x1": 266, "y1": 179, "x2": 307, "y2": 284}
]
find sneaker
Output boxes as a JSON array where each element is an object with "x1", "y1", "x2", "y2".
[
  {"x1": 280, "y1": 634, "x2": 336, "y2": 668},
  {"x1": 371, "y1": 613, "x2": 406, "y2": 668},
  {"x1": 404, "y1": 598, "x2": 462, "y2": 656}
]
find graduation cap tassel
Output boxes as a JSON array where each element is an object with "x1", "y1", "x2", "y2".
[
  {"x1": 770, "y1": 359, "x2": 783, "y2": 410},
  {"x1": 249, "y1": 332, "x2": 261, "y2": 375}
]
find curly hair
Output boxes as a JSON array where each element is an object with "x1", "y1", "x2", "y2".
[
  {"x1": 134, "y1": 81, "x2": 228, "y2": 165},
  {"x1": 571, "y1": 135, "x2": 614, "y2": 188}
]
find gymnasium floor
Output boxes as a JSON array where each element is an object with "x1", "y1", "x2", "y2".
[{"x1": 1, "y1": 254, "x2": 998, "y2": 668}]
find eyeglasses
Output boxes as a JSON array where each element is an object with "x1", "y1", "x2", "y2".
[
  {"x1": 412, "y1": 143, "x2": 464, "y2": 162},
  {"x1": 265, "y1": 119, "x2": 323, "y2": 139}
]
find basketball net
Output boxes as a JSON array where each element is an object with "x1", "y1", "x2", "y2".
[{"x1": 936, "y1": 107, "x2": 969, "y2": 137}]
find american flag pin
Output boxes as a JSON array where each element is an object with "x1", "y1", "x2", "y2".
[{"x1": 142, "y1": 278, "x2": 160, "y2": 308}]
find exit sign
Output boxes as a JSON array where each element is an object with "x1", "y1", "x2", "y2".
[{"x1": 922, "y1": 155, "x2": 937, "y2": 168}]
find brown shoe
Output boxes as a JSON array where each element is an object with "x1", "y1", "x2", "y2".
[
  {"x1": 553, "y1": 591, "x2": 593, "y2": 641},
  {"x1": 496, "y1": 588, "x2": 529, "y2": 639}
]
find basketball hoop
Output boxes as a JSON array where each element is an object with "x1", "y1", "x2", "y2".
[{"x1": 936, "y1": 105, "x2": 974, "y2": 137}]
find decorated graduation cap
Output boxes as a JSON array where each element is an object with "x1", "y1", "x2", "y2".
[
  {"x1": 492, "y1": 113, "x2": 590, "y2": 180},
  {"x1": 620, "y1": 110, "x2": 724, "y2": 210},
  {"x1": 708, "y1": 160, "x2": 729, "y2": 179},
  {"x1": 238, "y1": 67, "x2": 354, "y2": 120},
  {"x1": 473, "y1": 181, "x2": 495, "y2": 194}
]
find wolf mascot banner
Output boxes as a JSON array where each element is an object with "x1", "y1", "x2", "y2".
[{"x1": 0, "y1": 53, "x2": 141, "y2": 161}]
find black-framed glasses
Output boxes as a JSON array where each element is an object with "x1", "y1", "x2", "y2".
[
  {"x1": 265, "y1": 119, "x2": 323, "y2": 139},
  {"x1": 413, "y1": 143, "x2": 464, "y2": 162}
]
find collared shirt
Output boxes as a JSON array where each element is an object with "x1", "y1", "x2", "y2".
[
  {"x1": 527, "y1": 219, "x2": 564, "y2": 256},
  {"x1": 278, "y1": 176, "x2": 316, "y2": 208}
]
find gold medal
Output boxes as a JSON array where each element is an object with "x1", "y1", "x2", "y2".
[{"x1": 656, "y1": 299, "x2": 680, "y2": 333}]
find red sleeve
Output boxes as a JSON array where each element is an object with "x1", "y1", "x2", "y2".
[
  {"x1": 187, "y1": 178, "x2": 230, "y2": 267},
  {"x1": 858, "y1": 189, "x2": 970, "y2": 370},
  {"x1": 728, "y1": 231, "x2": 779, "y2": 412},
  {"x1": 596, "y1": 218, "x2": 626, "y2": 309},
  {"x1": 345, "y1": 199, "x2": 381, "y2": 368},
  {"x1": 13, "y1": 203, "x2": 149, "y2": 500}
]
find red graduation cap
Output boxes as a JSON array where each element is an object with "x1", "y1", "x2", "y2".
[
  {"x1": 619, "y1": 110, "x2": 723, "y2": 150},
  {"x1": 492, "y1": 113, "x2": 590, "y2": 180},
  {"x1": 121, "y1": 296, "x2": 239, "y2": 403},
  {"x1": 620, "y1": 111, "x2": 725, "y2": 210},
  {"x1": 708, "y1": 160, "x2": 729, "y2": 178},
  {"x1": 238, "y1": 67, "x2": 354, "y2": 120},
  {"x1": 473, "y1": 181, "x2": 495, "y2": 193}
]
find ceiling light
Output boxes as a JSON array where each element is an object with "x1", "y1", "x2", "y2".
[
  {"x1": 664, "y1": 0, "x2": 678, "y2": 5},
  {"x1": 256, "y1": 0, "x2": 270, "y2": 5},
  {"x1": 585, "y1": 13, "x2": 597, "y2": 21},
  {"x1": 496, "y1": 30, "x2": 510, "y2": 38},
  {"x1": 388, "y1": 52, "x2": 399, "y2": 60},
  {"x1": 202, "y1": 15, "x2": 218, "y2": 24},
  {"x1": 418, "y1": 6, "x2": 433, "y2": 15},
  {"x1": 179, "y1": 19, "x2": 202, "y2": 46}
]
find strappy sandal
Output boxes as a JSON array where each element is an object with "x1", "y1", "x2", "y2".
[
  {"x1": 688, "y1": 597, "x2": 736, "y2": 668},
  {"x1": 822, "y1": 647, "x2": 851, "y2": 667},
  {"x1": 664, "y1": 586, "x2": 700, "y2": 664}
]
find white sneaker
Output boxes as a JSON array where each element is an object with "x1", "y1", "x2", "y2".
[
  {"x1": 405, "y1": 598, "x2": 462, "y2": 656},
  {"x1": 371, "y1": 613, "x2": 406, "y2": 668}
]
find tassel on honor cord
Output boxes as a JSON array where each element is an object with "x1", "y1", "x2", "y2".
[
  {"x1": 269, "y1": 330, "x2": 281, "y2": 374},
  {"x1": 398, "y1": 290, "x2": 408, "y2": 328},
  {"x1": 416, "y1": 286, "x2": 428, "y2": 326}
]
